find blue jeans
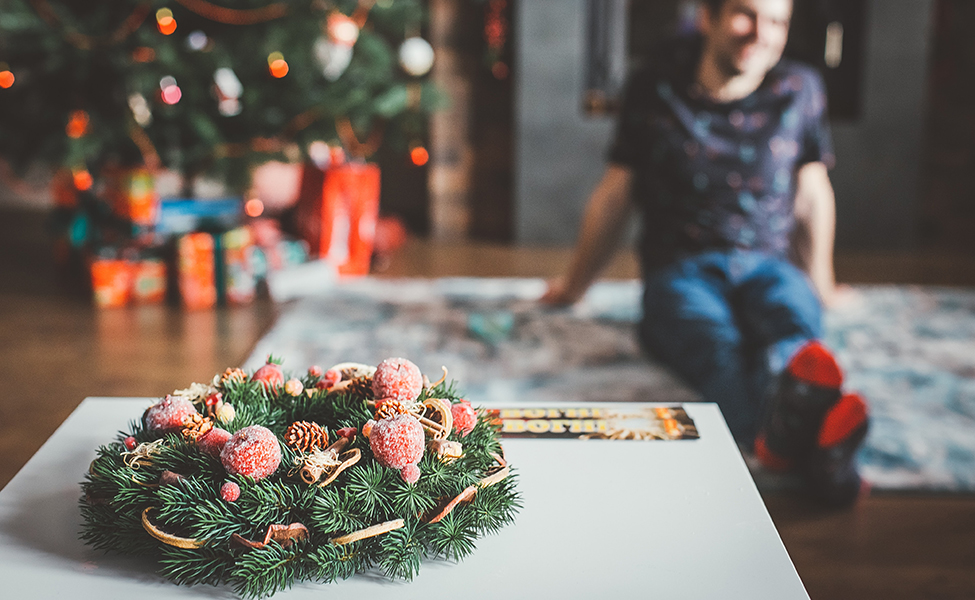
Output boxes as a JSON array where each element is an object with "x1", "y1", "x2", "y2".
[{"x1": 639, "y1": 250, "x2": 823, "y2": 445}]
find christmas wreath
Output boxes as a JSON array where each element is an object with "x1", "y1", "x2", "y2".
[{"x1": 80, "y1": 356, "x2": 520, "y2": 599}]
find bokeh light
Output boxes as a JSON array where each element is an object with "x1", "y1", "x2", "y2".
[
  {"x1": 410, "y1": 146, "x2": 429, "y2": 166},
  {"x1": 72, "y1": 169, "x2": 93, "y2": 191},
  {"x1": 244, "y1": 198, "x2": 265, "y2": 218},
  {"x1": 0, "y1": 70, "x2": 14, "y2": 89},
  {"x1": 267, "y1": 52, "x2": 289, "y2": 78},
  {"x1": 156, "y1": 8, "x2": 177, "y2": 35},
  {"x1": 66, "y1": 110, "x2": 90, "y2": 138}
]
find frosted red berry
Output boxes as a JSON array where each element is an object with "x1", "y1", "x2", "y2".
[
  {"x1": 252, "y1": 358, "x2": 284, "y2": 391},
  {"x1": 369, "y1": 414, "x2": 424, "y2": 470},
  {"x1": 144, "y1": 395, "x2": 198, "y2": 434},
  {"x1": 400, "y1": 463, "x2": 421, "y2": 485},
  {"x1": 123, "y1": 436, "x2": 138, "y2": 451},
  {"x1": 220, "y1": 425, "x2": 282, "y2": 480},
  {"x1": 451, "y1": 400, "x2": 477, "y2": 437},
  {"x1": 198, "y1": 427, "x2": 232, "y2": 457},
  {"x1": 317, "y1": 368, "x2": 341, "y2": 390},
  {"x1": 308, "y1": 365, "x2": 323, "y2": 378},
  {"x1": 372, "y1": 357, "x2": 423, "y2": 403},
  {"x1": 220, "y1": 481, "x2": 241, "y2": 502}
]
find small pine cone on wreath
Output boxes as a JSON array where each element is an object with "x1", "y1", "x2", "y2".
[
  {"x1": 285, "y1": 421, "x2": 329, "y2": 453},
  {"x1": 181, "y1": 413, "x2": 214, "y2": 442},
  {"x1": 375, "y1": 398, "x2": 415, "y2": 421},
  {"x1": 333, "y1": 375, "x2": 374, "y2": 400}
]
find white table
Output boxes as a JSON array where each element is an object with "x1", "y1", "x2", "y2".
[{"x1": 0, "y1": 398, "x2": 809, "y2": 599}]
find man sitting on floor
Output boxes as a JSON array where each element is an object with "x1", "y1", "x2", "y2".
[{"x1": 543, "y1": 0, "x2": 869, "y2": 507}]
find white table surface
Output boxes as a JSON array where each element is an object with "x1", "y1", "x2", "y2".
[{"x1": 0, "y1": 398, "x2": 808, "y2": 599}]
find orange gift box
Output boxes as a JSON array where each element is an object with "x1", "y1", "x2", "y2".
[
  {"x1": 90, "y1": 259, "x2": 133, "y2": 308},
  {"x1": 177, "y1": 232, "x2": 217, "y2": 310},
  {"x1": 131, "y1": 258, "x2": 167, "y2": 304}
]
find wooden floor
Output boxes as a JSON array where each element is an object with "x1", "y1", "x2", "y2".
[{"x1": 2, "y1": 207, "x2": 975, "y2": 600}]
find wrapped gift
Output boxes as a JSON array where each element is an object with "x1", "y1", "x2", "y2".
[
  {"x1": 220, "y1": 226, "x2": 256, "y2": 305},
  {"x1": 177, "y1": 232, "x2": 216, "y2": 310},
  {"x1": 130, "y1": 257, "x2": 167, "y2": 304},
  {"x1": 105, "y1": 167, "x2": 159, "y2": 228},
  {"x1": 296, "y1": 162, "x2": 380, "y2": 277},
  {"x1": 90, "y1": 257, "x2": 132, "y2": 308}
]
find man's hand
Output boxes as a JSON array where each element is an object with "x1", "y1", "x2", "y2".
[{"x1": 540, "y1": 165, "x2": 634, "y2": 307}]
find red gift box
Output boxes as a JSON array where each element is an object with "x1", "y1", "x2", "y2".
[{"x1": 296, "y1": 162, "x2": 380, "y2": 277}]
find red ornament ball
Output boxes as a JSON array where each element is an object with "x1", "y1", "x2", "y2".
[
  {"x1": 372, "y1": 357, "x2": 423, "y2": 403},
  {"x1": 220, "y1": 481, "x2": 241, "y2": 502},
  {"x1": 198, "y1": 427, "x2": 232, "y2": 457},
  {"x1": 451, "y1": 400, "x2": 477, "y2": 437},
  {"x1": 252, "y1": 358, "x2": 284, "y2": 391},
  {"x1": 369, "y1": 414, "x2": 424, "y2": 470},
  {"x1": 144, "y1": 395, "x2": 198, "y2": 434},
  {"x1": 220, "y1": 425, "x2": 282, "y2": 480},
  {"x1": 123, "y1": 436, "x2": 138, "y2": 451}
]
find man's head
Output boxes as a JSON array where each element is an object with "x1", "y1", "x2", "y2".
[{"x1": 698, "y1": 0, "x2": 792, "y2": 81}]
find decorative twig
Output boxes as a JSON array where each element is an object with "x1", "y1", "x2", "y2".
[
  {"x1": 329, "y1": 519, "x2": 405, "y2": 546},
  {"x1": 141, "y1": 507, "x2": 207, "y2": 549}
]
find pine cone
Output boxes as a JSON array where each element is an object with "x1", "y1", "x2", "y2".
[
  {"x1": 375, "y1": 398, "x2": 416, "y2": 420},
  {"x1": 285, "y1": 421, "x2": 329, "y2": 453},
  {"x1": 220, "y1": 367, "x2": 248, "y2": 386},
  {"x1": 181, "y1": 413, "x2": 214, "y2": 442},
  {"x1": 331, "y1": 375, "x2": 374, "y2": 400}
]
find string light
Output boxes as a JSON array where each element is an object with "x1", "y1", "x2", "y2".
[
  {"x1": 72, "y1": 168, "x2": 93, "y2": 191},
  {"x1": 410, "y1": 146, "x2": 429, "y2": 166},
  {"x1": 156, "y1": 8, "x2": 177, "y2": 35},
  {"x1": 0, "y1": 69, "x2": 14, "y2": 89},
  {"x1": 267, "y1": 51, "x2": 289, "y2": 78},
  {"x1": 244, "y1": 198, "x2": 264, "y2": 218},
  {"x1": 131, "y1": 47, "x2": 156, "y2": 63},
  {"x1": 160, "y1": 75, "x2": 182, "y2": 105},
  {"x1": 66, "y1": 110, "x2": 90, "y2": 138}
]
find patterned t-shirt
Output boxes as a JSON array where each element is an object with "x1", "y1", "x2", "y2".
[{"x1": 609, "y1": 36, "x2": 835, "y2": 271}]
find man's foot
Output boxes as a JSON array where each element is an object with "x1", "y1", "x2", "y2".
[
  {"x1": 804, "y1": 392, "x2": 870, "y2": 508},
  {"x1": 754, "y1": 340, "x2": 843, "y2": 471}
]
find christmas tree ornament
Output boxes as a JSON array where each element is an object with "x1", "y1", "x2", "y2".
[
  {"x1": 81, "y1": 356, "x2": 520, "y2": 598},
  {"x1": 251, "y1": 356, "x2": 284, "y2": 391},
  {"x1": 314, "y1": 36, "x2": 353, "y2": 82},
  {"x1": 127, "y1": 93, "x2": 152, "y2": 126},
  {"x1": 144, "y1": 395, "x2": 199, "y2": 434},
  {"x1": 451, "y1": 399, "x2": 477, "y2": 437},
  {"x1": 398, "y1": 37, "x2": 435, "y2": 77},
  {"x1": 66, "y1": 110, "x2": 89, "y2": 138},
  {"x1": 369, "y1": 413, "x2": 424, "y2": 484},
  {"x1": 220, "y1": 425, "x2": 282, "y2": 480},
  {"x1": 372, "y1": 357, "x2": 423, "y2": 403},
  {"x1": 285, "y1": 420, "x2": 328, "y2": 453},
  {"x1": 0, "y1": 67, "x2": 14, "y2": 89},
  {"x1": 213, "y1": 67, "x2": 243, "y2": 117},
  {"x1": 284, "y1": 378, "x2": 304, "y2": 396},
  {"x1": 197, "y1": 426, "x2": 232, "y2": 457},
  {"x1": 220, "y1": 481, "x2": 241, "y2": 502}
]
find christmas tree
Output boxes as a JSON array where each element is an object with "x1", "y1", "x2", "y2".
[{"x1": 0, "y1": 0, "x2": 444, "y2": 192}]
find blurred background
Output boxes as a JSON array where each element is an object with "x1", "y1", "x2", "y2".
[{"x1": 1, "y1": 2, "x2": 974, "y2": 599}]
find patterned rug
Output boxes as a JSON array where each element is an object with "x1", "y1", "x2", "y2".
[{"x1": 248, "y1": 278, "x2": 975, "y2": 493}]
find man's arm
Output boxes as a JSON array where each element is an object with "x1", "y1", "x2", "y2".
[
  {"x1": 541, "y1": 164, "x2": 634, "y2": 305},
  {"x1": 792, "y1": 161, "x2": 837, "y2": 305}
]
